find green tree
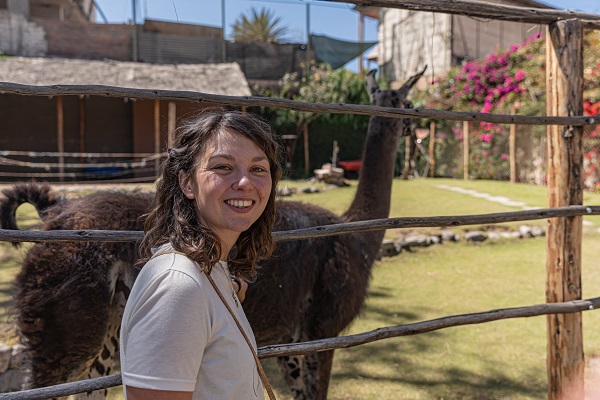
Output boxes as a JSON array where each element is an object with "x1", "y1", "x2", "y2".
[{"x1": 231, "y1": 7, "x2": 288, "y2": 43}]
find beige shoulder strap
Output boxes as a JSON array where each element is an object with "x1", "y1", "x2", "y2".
[{"x1": 153, "y1": 250, "x2": 276, "y2": 400}]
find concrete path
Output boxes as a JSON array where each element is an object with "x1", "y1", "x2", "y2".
[{"x1": 436, "y1": 184, "x2": 596, "y2": 227}]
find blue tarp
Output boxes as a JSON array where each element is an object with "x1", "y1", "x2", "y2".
[{"x1": 310, "y1": 34, "x2": 377, "y2": 69}]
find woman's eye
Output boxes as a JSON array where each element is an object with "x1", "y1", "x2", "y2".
[
  {"x1": 251, "y1": 166, "x2": 269, "y2": 173},
  {"x1": 214, "y1": 165, "x2": 232, "y2": 170}
]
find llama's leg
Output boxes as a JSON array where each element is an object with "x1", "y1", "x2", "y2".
[
  {"x1": 67, "y1": 307, "x2": 122, "y2": 399},
  {"x1": 303, "y1": 350, "x2": 334, "y2": 400},
  {"x1": 68, "y1": 270, "x2": 130, "y2": 400},
  {"x1": 277, "y1": 355, "x2": 306, "y2": 398},
  {"x1": 277, "y1": 350, "x2": 335, "y2": 400}
]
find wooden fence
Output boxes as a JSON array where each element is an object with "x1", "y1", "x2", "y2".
[{"x1": 1, "y1": 1, "x2": 600, "y2": 399}]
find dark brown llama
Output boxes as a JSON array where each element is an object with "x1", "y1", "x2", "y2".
[{"x1": 0, "y1": 68, "x2": 425, "y2": 400}]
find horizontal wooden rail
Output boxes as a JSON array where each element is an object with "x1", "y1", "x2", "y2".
[
  {"x1": 1, "y1": 296, "x2": 598, "y2": 400},
  {"x1": 331, "y1": 0, "x2": 600, "y2": 29},
  {"x1": 0, "y1": 156, "x2": 161, "y2": 169},
  {"x1": 1, "y1": 205, "x2": 599, "y2": 243},
  {"x1": 0, "y1": 150, "x2": 162, "y2": 158},
  {"x1": 0, "y1": 82, "x2": 597, "y2": 127}
]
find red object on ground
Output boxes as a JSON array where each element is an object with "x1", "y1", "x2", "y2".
[{"x1": 337, "y1": 160, "x2": 362, "y2": 171}]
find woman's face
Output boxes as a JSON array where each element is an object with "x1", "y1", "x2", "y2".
[{"x1": 179, "y1": 129, "x2": 272, "y2": 251}]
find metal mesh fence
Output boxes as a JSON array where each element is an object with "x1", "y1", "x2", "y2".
[{"x1": 401, "y1": 121, "x2": 597, "y2": 191}]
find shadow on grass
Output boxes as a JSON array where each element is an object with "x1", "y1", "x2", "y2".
[
  {"x1": 257, "y1": 298, "x2": 546, "y2": 400},
  {"x1": 328, "y1": 335, "x2": 546, "y2": 399}
]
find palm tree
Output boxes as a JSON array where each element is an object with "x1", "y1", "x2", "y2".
[{"x1": 231, "y1": 7, "x2": 288, "y2": 43}]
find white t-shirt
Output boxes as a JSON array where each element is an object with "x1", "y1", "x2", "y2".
[{"x1": 120, "y1": 245, "x2": 264, "y2": 400}]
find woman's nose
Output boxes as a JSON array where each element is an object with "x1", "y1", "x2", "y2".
[{"x1": 233, "y1": 172, "x2": 252, "y2": 190}]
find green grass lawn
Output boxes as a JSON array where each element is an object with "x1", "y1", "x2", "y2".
[{"x1": 2, "y1": 178, "x2": 600, "y2": 399}]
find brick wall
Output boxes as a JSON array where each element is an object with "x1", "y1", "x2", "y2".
[{"x1": 32, "y1": 18, "x2": 132, "y2": 61}]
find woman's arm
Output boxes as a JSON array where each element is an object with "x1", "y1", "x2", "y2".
[{"x1": 127, "y1": 386, "x2": 192, "y2": 400}]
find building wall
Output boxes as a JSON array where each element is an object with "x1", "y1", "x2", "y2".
[
  {"x1": 0, "y1": 10, "x2": 130, "y2": 59},
  {"x1": 378, "y1": 9, "x2": 451, "y2": 84},
  {"x1": 377, "y1": 1, "x2": 548, "y2": 84},
  {"x1": 0, "y1": 9, "x2": 47, "y2": 56},
  {"x1": 33, "y1": 18, "x2": 131, "y2": 60},
  {"x1": 451, "y1": 15, "x2": 536, "y2": 63}
]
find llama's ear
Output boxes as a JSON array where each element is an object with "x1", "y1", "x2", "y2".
[
  {"x1": 396, "y1": 65, "x2": 427, "y2": 100},
  {"x1": 178, "y1": 170, "x2": 195, "y2": 199},
  {"x1": 365, "y1": 69, "x2": 379, "y2": 103}
]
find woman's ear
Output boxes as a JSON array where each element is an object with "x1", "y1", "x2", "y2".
[{"x1": 178, "y1": 170, "x2": 195, "y2": 199}]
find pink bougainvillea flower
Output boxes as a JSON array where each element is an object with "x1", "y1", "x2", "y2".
[
  {"x1": 501, "y1": 153, "x2": 508, "y2": 160},
  {"x1": 478, "y1": 133, "x2": 493, "y2": 142},
  {"x1": 515, "y1": 69, "x2": 527, "y2": 81}
]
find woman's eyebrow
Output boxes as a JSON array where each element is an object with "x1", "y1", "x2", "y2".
[{"x1": 210, "y1": 154, "x2": 268, "y2": 163}]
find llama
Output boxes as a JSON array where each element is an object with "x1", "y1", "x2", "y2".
[{"x1": 0, "y1": 68, "x2": 425, "y2": 399}]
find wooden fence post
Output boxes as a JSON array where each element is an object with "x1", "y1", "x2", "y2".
[
  {"x1": 79, "y1": 96, "x2": 86, "y2": 163},
  {"x1": 429, "y1": 121, "x2": 436, "y2": 178},
  {"x1": 167, "y1": 101, "x2": 176, "y2": 148},
  {"x1": 463, "y1": 121, "x2": 469, "y2": 180},
  {"x1": 56, "y1": 95, "x2": 64, "y2": 182},
  {"x1": 303, "y1": 123, "x2": 310, "y2": 177},
  {"x1": 509, "y1": 113, "x2": 517, "y2": 183},
  {"x1": 546, "y1": 19, "x2": 584, "y2": 400}
]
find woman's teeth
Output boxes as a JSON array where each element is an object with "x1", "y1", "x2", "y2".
[{"x1": 226, "y1": 200, "x2": 252, "y2": 208}]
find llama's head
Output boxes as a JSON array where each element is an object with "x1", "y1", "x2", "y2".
[
  {"x1": 366, "y1": 66, "x2": 426, "y2": 108},
  {"x1": 365, "y1": 66, "x2": 427, "y2": 137}
]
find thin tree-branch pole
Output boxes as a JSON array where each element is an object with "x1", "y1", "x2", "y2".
[
  {"x1": 0, "y1": 82, "x2": 597, "y2": 127},
  {"x1": 258, "y1": 297, "x2": 600, "y2": 358},
  {"x1": 1, "y1": 205, "x2": 599, "y2": 243},
  {"x1": 328, "y1": 0, "x2": 600, "y2": 30},
  {"x1": 2, "y1": 297, "x2": 599, "y2": 400}
]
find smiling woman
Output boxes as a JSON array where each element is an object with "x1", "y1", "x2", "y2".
[
  {"x1": 178, "y1": 130, "x2": 273, "y2": 253},
  {"x1": 120, "y1": 109, "x2": 283, "y2": 400}
]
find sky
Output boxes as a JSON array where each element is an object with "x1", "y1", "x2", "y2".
[{"x1": 93, "y1": 0, "x2": 600, "y2": 72}]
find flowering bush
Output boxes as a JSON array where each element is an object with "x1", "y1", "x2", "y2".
[
  {"x1": 422, "y1": 33, "x2": 545, "y2": 123},
  {"x1": 414, "y1": 34, "x2": 546, "y2": 179},
  {"x1": 583, "y1": 98, "x2": 600, "y2": 191},
  {"x1": 413, "y1": 30, "x2": 600, "y2": 186}
]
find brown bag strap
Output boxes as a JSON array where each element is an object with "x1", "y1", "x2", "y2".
[
  {"x1": 153, "y1": 250, "x2": 276, "y2": 400},
  {"x1": 203, "y1": 272, "x2": 276, "y2": 400}
]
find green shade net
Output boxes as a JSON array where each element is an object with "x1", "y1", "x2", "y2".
[{"x1": 310, "y1": 34, "x2": 377, "y2": 69}]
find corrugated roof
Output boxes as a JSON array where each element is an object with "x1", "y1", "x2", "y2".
[{"x1": 0, "y1": 57, "x2": 251, "y2": 96}]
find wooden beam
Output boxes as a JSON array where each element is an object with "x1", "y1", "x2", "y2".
[
  {"x1": 154, "y1": 99, "x2": 160, "y2": 176},
  {"x1": 56, "y1": 95, "x2": 64, "y2": 182},
  {"x1": 328, "y1": 0, "x2": 600, "y2": 29},
  {"x1": 545, "y1": 19, "x2": 584, "y2": 400},
  {"x1": 463, "y1": 121, "x2": 469, "y2": 180}
]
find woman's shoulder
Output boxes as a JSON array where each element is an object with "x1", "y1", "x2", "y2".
[{"x1": 139, "y1": 245, "x2": 203, "y2": 286}]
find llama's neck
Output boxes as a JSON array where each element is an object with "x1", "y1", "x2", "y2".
[{"x1": 342, "y1": 115, "x2": 401, "y2": 223}]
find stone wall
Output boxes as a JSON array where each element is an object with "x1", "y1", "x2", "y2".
[
  {"x1": 0, "y1": 9, "x2": 47, "y2": 56},
  {"x1": 0, "y1": 343, "x2": 25, "y2": 393}
]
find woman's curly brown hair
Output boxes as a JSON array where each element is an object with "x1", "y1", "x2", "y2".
[{"x1": 139, "y1": 109, "x2": 283, "y2": 280}]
